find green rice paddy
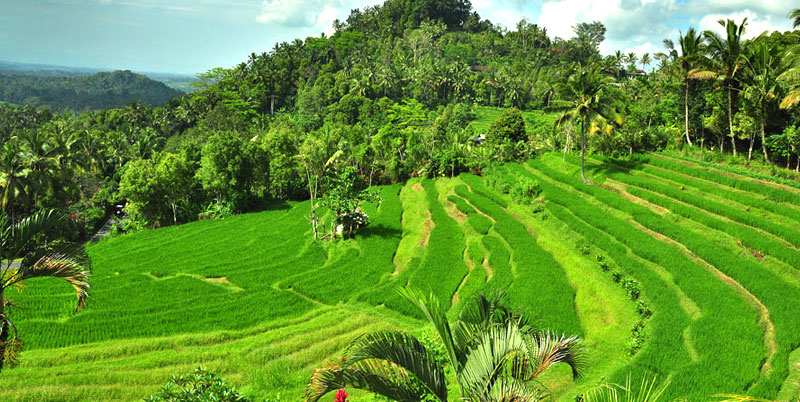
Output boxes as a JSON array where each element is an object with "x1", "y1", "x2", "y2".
[{"x1": 2, "y1": 153, "x2": 799, "y2": 402}]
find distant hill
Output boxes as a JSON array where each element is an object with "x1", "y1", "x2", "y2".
[
  {"x1": 0, "y1": 69, "x2": 185, "y2": 111},
  {"x1": 0, "y1": 60, "x2": 198, "y2": 92}
]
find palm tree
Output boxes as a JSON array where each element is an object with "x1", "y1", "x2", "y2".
[
  {"x1": 549, "y1": 63, "x2": 623, "y2": 184},
  {"x1": 704, "y1": 18, "x2": 748, "y2": 157},
  {"x1": 660, "y1": 28, "x2": 714, "y2": 147},
  {"x1": 626, "y1": 52, "x2": 638, "y2": 71},
  {"x1": 743, "y1": 37, "x2": 788, "y2": 162},
  {"x1": 0, "y1": 209, "x2": 90, "y2": 374},
  {"x1": 305, "y1": 289, "x2": 584, "y2": 402},
  {"x1": 0, "y1": 142, "x2": 34, "y2": 222},
  {"x1": 779, "y1": 11, "x2": 800, "y2": 110},
  {"x1": 641, "y1": 53, "x2": 652, "y2": 71}
]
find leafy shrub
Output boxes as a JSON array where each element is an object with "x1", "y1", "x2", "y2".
[
  {"x1": 621, "y1": 278, "x2": 640, "y2": 300},
  {"x1": 487, "y1": 107, "x2": 526, "y2": 144},
  {"x1": 636, "y1": 301, "x2": 652, "y2": 318},
  {"x1": 509, "y1": 177, "x2": 541, "y2": 205},
  {"x1": 198, "y1": 199, "x2": 235, "y2": 220},
  {"x1": 628, "y1": 321, "x2": 647, "y2": 355},
  {"x1": 145, "y1": 367, "x2": 251, "y2": 402}
]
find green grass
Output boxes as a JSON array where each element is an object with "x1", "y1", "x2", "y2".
[
  {"x1": 4, "y1": 151, "x2": 800, "y2": 401},
  {"x1": 524, "y1": 157, "x2": 765, "y2": 400},
  {"x1": 532, "y1": 154, "x2": 800, "y2": 399}
]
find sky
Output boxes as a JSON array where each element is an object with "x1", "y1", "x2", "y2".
[{"x1": 0, "y1": 0, "x2": 796, "y2": 75}]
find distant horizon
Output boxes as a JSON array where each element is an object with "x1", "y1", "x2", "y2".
[
  {"x1": 0, "y1": 59, "x2": 202, "y2": 78},
  {"x1": 1, "y1": 1, "x2": 796, "y2": 75},
  {"x1": 0, "y1": 59, "x2": 199, "y2": 77}
]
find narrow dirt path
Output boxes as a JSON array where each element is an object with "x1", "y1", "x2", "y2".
[{"x1": 633, "y1": 217, "x2": 777, "y2": 377}]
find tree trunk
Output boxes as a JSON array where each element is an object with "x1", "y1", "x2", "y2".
[
  {"x1": 760, "y1": 107, "x2": 770, "y2": 163},
  {"x1": 0, "y1": 288, "x2": 7, "y2": 375},
  {"x1": 748, "y1": 132, "x2": 754, "y2": 161},
  {"x1": 581, "y1": 116, "x2": 589, "y2": 184},
  {"x1": 684, "y1": 82, "x2": 693, "y2": 146},
  {"x1": 306, "y1": 169, "x2": 319, "y2": 241},
  {"x1": 728, "y1": 88, "x2": 737, "y2": 157}
]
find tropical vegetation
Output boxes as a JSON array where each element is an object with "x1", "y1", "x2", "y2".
[{"x1": 0, "y1": 2, "x2": 799, "y2": 402}]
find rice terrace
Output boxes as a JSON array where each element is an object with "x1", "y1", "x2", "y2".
[{"x1": 2, "y1": 1, "x2": 800, "y2": 402}]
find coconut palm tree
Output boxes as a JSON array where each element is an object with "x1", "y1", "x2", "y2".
[
  {"x1": 0, "y1": 209, "x2": 90, "y2": 374},
  {"x1": 0, "y1": 142, "x2": 34, "y2": 223},
  {"x1": 743, "y1": 37, "x2": 789, "y2": 162},
  {"x1": 704, "y1": 18, "x2": 748, "y2": 157},
  {"x1": 640, "y1": 53, "x2": 652, "y2": 71},
  {"x1": 660, "y1": 28, "x2": 714, "y2": 147},
  {"x1": 779, "y1": 11, "x2": 800, "y2": 110},
  {"x1": 305, "y1": 289, "x2": 585, "y2": 402},
  {"x1": 549, "y1": 63, "x2": 623, "y2": 184}
]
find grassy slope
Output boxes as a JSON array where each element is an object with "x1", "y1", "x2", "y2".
[
  {"x1": 3, "y1": 151, "x2": 797, "y2": 401},
  {"x1": 540, "y1": 153, "x2": 800, "y2": 400}
]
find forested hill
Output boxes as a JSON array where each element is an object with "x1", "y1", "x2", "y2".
[{"x1": 0, "y1": 70, "x2": 184, "y2": 111}]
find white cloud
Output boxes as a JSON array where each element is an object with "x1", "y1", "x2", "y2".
[
  {"x1": 472, "y1": 0, "x2": 534, "y2": 30},
  {"x1": 256, "y1": 0, "x2": 381, "y2": 31},
  {"x1": 698, "y1": 9, "x2": 793, "y2": 39}
]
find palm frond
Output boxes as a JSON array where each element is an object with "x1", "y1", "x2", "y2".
[
  {"x1": 457, "y1": 290, "x2": 510, "y2": 328},
  {"x1": 524, "y1": 332, "x2": 586, "y2": 379},
  {"x1": 2, "y1": 209, "x2": 65, "y2": 259},
  {"x1": 790, "y1": 8, "x2": 800, "y2": 28},
  {"x1": 687, "y1": 69, "x2": 716, "y2": 80},
  {"x1": 345, "y1": 331, "x2": 447, "y2": 401},
  {"x1": 305, "y1": 357, "x2": 423, "y2": 402},
  {"x1": 397, "y1": 287, "x2": 461, "y2": 372},
  {"x1": 582, "y1": 376, "x2": 668, "y2": 402},
  {"x1": 15, "y1": 254, "x2": 90, "y2": 312},
  {"x1": 473, "y1": 373, "x2": 547, "y2": 402},
  {"x1": 458, "y1": 324, "x2": 530, "y2": 398},
  {"x1": 780, "y1": 89, "x2": 800, "y2": 109}
]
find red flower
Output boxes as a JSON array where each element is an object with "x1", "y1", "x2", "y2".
[{"x1": 334, "y1": 388, "x2": 349, "y2": 402}]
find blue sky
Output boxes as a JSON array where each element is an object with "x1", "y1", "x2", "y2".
[{"x1": 0, "y1": 0, "x2": 795, "y2": 75}]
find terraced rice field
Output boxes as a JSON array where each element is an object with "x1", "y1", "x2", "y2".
[{"x1": 2, "y1": 153, "x2": 799, "y2": 401}]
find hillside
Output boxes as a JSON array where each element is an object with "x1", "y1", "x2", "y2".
[
  {"x1": 0, "y1": 70, "x2": 183, "y2": 111},
  {"x1": 2, "y1": 153, "x2": 799, "y2": 401}
]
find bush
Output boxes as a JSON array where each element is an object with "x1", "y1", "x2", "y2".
[
  {"x1": 145, "y1": 367, "x2": 251, "y2": 402},
  {"x1": 487, "y1": 107, "x2": 526, "y2": 144},
  {"x1": 198, "y1": 199, "x2": 235, "y2": 220}
]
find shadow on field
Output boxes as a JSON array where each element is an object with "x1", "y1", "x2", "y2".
[
  {"x1": 585, "y1": 157, "x2": 646, "y2": 178},
  {"x1": 359, "y1": 224, "x2": 402, "y2": 239},
  {"x1": 253, "y1": 200, "x2": 292, "y2": 212}
]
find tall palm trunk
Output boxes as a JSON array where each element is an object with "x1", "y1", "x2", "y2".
[
  {"x1": 581, "y1": 116, "x2": 589, "y2": 184},
  {"x1": 728, "y1": 88, "x2": 737, "y2": 157},
  {"x1": 748, "y1": 132, "x2": 755, "y2": 161},
  {"x1": 0, "y1": 288, "x2": 7, "y2": 375},
  {"x1": 760, "y1": 106, "x2": 770, "y2": 163},
  {"x1": 684, "y1": 82, "x2": 693, "y2": 146}
]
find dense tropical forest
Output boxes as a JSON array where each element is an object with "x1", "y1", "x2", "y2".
[
  {"x1": 2, "y1": 1, "x2": 800, "y2": 401},
  {"x1": 0, "y1": 69, "x2": 184, "y2": 111}
]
